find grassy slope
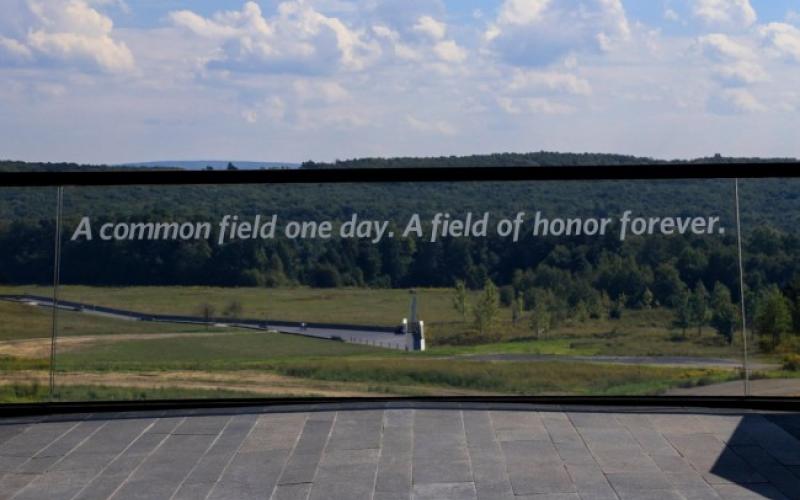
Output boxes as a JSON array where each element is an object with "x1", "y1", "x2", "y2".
[
  {"x1": 55, "y1": 331, "x2": 382, "y2": 371},
  {"x1": 0, "y1": 383, "x2": 260, "y2": 403},
  {"x1": 0, "y1": 285, "x2": 757, "y2": 401},
  {"x1": 50, "y1": 332, "x2": 737, "y2": 396},
  {"x1": 0, "y1": 285, "x2": 754, "y2": 359},
  {"x1": 0, "y1": 285, "x2": 475, "y2": 326},
  {"x1": 0, "y1": 301, "x2": 235, "y2": 341}
]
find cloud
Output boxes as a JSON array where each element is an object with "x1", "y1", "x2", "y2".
[
  {"x1": 698, "y1": 33, "x2": 755, "y2": 61},
  {"x1": 293, "y1": 80, "x2": 350, "y2": 104},
  {"x1": 664, "y1": 9, "x2": 681, "y2": 23},
  {"x1": 708, "y1": 88, "x2": 765, "y2": 114},
  {"x1": 485, "y1": 0, "x2": 631, "y2": 67},
  {"x1": 691, "y1": 0, "x2": 756, "y2": 29},
  {"x1": 498, "y1": 96, "x2": 574, "y2": 115},
  {"x1": 0, "y1": 36, "x2": 33, "y2": 62},
  {"x1": 697, "y1": 34, "x2": 767, "y2": 86},
  {"x1": 433, "y1": 40, "x2": 466, "y2": 63},
  {"x1": 372, "y1": 17, "x2": 466, "y2": 65},
  {"x1": 508, "y1": 70, "x2": 592, "y2": 96},
  {"x1": 405, "y1": 115, "x2": 456, "y2": 135},
  {"x1": 170, "y1": 1, "x2": 380, "y2": 75},
  {"x1": 0, "y1": 0, "x2": 134, "y2": 73},
  {"x1": 759, "y1": 23, "x2": 800, "y2": 62},
  {"x1": 413, "y1": 16, "x2": 446, "y2": 40}
]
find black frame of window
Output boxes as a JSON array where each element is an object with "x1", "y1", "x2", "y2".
[{"x1": 2, "y1": 162, "x2": 800, "y2": 416}]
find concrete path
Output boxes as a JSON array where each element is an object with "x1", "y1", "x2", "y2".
[
  {"x1": 2, "y1": 404, "x2": 800, "y2": 499},
  {"x1": 668, "y1": 379, "x2": 800, "y2": 397},
  {"x1": 461, "y1": 354, "x2": 781, "y2": 371}
]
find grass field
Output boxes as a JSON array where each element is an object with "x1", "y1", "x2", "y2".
[
  {"x1": 0, "y1": 382, "x2": 260, "y2": 403},
  {"x1": 0, "y1": 285, "x2": 755, "y2": 357},
  {"x1": 0, "y1": 301, "x2": 236, "y2": 341},
  {"x1": 0, "y1": 284, "x2": 769, "y2": 402},
  {"x1": 0, "y1": 285, "x2": 474, "y2": 326}
]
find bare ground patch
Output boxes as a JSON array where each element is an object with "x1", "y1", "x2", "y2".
[{"x1": 0, "y1": 332, "x2": 231, "y2": 359}]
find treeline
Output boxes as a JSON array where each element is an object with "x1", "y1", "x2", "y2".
[{"x1": 301, "y1": 152, "x2": 799, "y2": 169}]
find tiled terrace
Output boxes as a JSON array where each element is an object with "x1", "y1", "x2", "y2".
[{"x1": 1, "y1": 404, "x2": 799, "y2": 499}]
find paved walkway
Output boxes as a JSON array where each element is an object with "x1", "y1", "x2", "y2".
[
  {"x1": 668, "y1": 379, "x2": 800, "y2": 397},
  {"x1": 1, "y1": 404, "x2": 799, "y2": 499}
]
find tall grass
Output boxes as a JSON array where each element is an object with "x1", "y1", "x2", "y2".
[{"x1": 271, "y1": 359, "x2": 736, "y2": 396}]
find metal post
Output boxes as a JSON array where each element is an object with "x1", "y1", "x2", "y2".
[
  {"x1": 49, "y1": 186, "x2": 63, "y2": 399},
  {"x1": 734, "y1": 178, "x2": 750, "y2": 396}
]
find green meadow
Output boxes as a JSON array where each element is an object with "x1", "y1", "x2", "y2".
[{"x1": 0, "y1": 285, "x2": 760, "y2": 402}]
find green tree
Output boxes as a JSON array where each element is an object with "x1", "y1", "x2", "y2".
[
  {"x1": 754, "y1": 286, "x2": 793, "y2": 351},
  {"x1": 530, "y1": 301, "x2": 552, "y2": 339},
  {"x1": 653, "y1": 263, "x2": 686, "y2": 307},
  {"x1": 672, "y1": 285, "x2": 691, "y2": 337},
  {"x1": 511, "y1": 293, "x2": 524, "y2": 326},
  {"x1": 609, "y1": 293, "x2": 625, "y2": 320},
  {"x1": 710, "y1": 282, "x2": 737, "y2": 344},
  {"x1": 689, "y1": 281, "x2": 709, "y2": 336},
  {"x1": 222, "y1": 300, "x2": 243, "y2": 321},
  {"x1": 473, "y1": 279, "x2": 500, "y2": 340},
  {"x1": 641, "y1": 287, "x2": 654, "y2": 309},
  {"x1": 452, "y1": 280, "x2": 469, "y2": 322}
]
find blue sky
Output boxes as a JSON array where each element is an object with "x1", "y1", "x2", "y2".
[{"x1": 1, "y1": 0, "x2": 800, "y2": 164}]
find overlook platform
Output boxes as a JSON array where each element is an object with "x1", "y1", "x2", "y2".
[{"x1": 1, "y1": 403, "x2": 799, "y2": 499}]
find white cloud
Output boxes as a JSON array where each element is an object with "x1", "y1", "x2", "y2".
[
  {"x1": 0, "y1": 0, "x2": 134, "y2": 73},
  {"x1": 433, "y1": 40, "x2": 466, "y2": 63},
  {"x1": 413, "y1": 16, "x2": 446, "y2": 40},
  {"x1": 664, "y1": 9, "x2": 680, "y2": 23},
  {"x1": 708, "y1": 88, "x2": 765, "y2": 113},
  {"x1": 497, "y1": 0, "x2": 551, "y2": 26},
  {"x1": 759, "y1": 23, "x2": 800, "y2": 62},
  {"x1": 170, "y1": 1, "x2": 381, "y2": 75},
  {"x1": 697, "y1": 34, "x2": 767, "y2": 86},
  {"x1": 691, "y1": 0, "x2": 757, "y2": 29},
  {"x1": 698, "y1": 33, "x2": 755, "y2": 61},
  {"x1": 406, "y1": 115, "x2": 456, "y2": 135},
  {"x1": 293, "y1": 80, "x2": 350, "y2": 103},
  {"x1": 372, "y1": 17, "x2": 465, "y2": 66},
  {"x1": 485, "y1": 0, "x2": 631, "y2": 67},
  {"x1": 508, "y1": 70, "x2": 591, "y2": 96},
  {"x1": 713, "y1": 60, "x2": 768, "y2": 85},
  {"x1": 498, "y1": 96, "x2": 574, "y2": 115},
  {"x1": 0, "y1": 36, "x2": 33, "y2": 62}
]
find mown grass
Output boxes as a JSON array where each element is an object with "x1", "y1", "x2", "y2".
[
  {"x1": 0, "y1": 285, "x2": 475, "y2": 327},
  {"x1": 1, "y1": 285, "x2": 758, "y2": 361},
  {"x1": 269, "y1": 358, "x2": 737, "y2": 396},
  {"x1": 55, "y1": 331, "x2": 384, "y2": 371},
  {"x1": 0, "y1": 301, "x2": 236, "y2": 341},
  {"x1": 0, "y1": 382, "x2": 259, "y2": 403}
]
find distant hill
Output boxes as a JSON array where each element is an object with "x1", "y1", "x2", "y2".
[
  {"x1": 302, "y1": 152, "x2": 799, "y2": 169},
  {"x1": 120, "y1": 161, "x2": 300, "y2": 170}
]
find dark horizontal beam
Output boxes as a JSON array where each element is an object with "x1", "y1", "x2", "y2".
[
  {"x1": 1, "y1": 163, "x2": 799, "y2": 187},
  {"x1": 2, "y1": 396, "x2": 799, "y2": 418}
]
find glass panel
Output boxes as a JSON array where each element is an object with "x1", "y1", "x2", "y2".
[
  {"x1": 51, "y1": 178, "x2": 749, "y2": 400},
  {"x1": 0, "y1": 186, "x2": 57, "y2": 403},
  {"x1": 739, "y1": 178, "x2": 800, "y2": 396}
]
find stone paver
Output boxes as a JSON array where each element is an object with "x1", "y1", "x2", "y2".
[{"x1": 0, "y1": 406, "x2": 798, "y2": 499}]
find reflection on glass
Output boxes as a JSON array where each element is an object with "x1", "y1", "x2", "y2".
[
  {"x1": 739, "y1": 178, "x2": 800, "y2": 397},
  {"x1": 0, "y1": 187, "x2": 57, "y2": 403},
  {"x1": 18, "y1": 179, "x2": 762, "y2": 401}
]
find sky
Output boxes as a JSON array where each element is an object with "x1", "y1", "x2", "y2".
[{"x1": 1, "y1": 0, "x2": 800, "y2": 164}]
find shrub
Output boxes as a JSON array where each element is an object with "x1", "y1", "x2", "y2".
[{"x1": 783, "y1": 354, "x2": 800, "y2": 371}]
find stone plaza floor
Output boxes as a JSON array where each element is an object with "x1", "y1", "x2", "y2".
[{"x1": 1, "y1": 403, "x2": 799, "y2": 499}]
